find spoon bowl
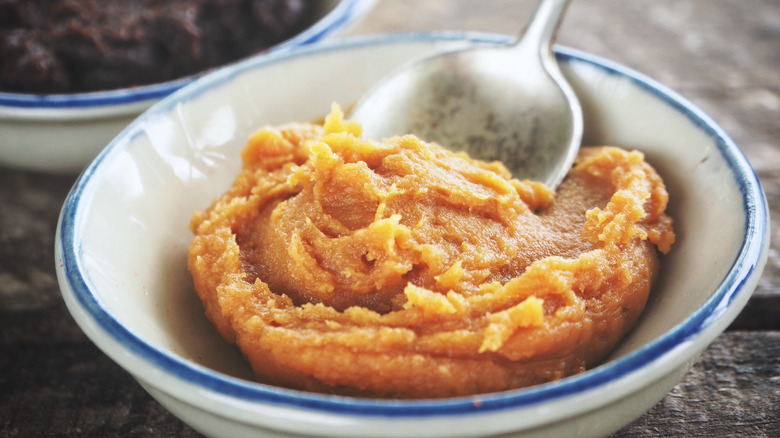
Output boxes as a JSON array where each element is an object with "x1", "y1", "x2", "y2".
[{"x1": 350, "y1": 0, "x2": 582, "y2": 188}]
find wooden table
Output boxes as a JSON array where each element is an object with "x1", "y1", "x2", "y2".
[{"x1": 1, "y1": 0, "x2": 778, "y2": 436}]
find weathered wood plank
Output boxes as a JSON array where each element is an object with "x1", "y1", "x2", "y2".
[
  {"x1": 0, "y1": 170, "x2": 74, "y2": 314},
  {"x1": 612, "y1": 331, "x2": 780, "y2": 437},
  {"x1": 2, "y1": 304, "x2": 777, "y2": 437}
]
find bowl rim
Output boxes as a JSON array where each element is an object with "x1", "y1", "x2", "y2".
[
  {"x1": 57, "y1": 32, "x2": 769, "y2": 418},
  {"x1": 0, "y1": 0, "x2": 375, "y2": 111}
]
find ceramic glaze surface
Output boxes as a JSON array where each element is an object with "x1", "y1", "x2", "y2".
[{"x1": 56, "y1": 34, "x2": 768, "y2": 438}]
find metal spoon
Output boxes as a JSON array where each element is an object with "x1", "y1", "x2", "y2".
[{"x1": 349, "y1": 0, "x2": 582, "y2": 189}]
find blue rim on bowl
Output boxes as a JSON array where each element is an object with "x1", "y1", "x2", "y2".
[
  {"x1": 0, "y1": 0, "x2": 376, "y2": 109},
  {"x1": 56, "y1": 33, "x2": 769, "y2": 420}
]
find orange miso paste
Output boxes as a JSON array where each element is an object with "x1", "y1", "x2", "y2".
[{"x1": 188, "y1": 105, "x2": 675, "y2": 398}]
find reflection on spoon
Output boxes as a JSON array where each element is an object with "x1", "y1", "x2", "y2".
[{"x1": 350, "y1": 0, "x2": 582, "y2": 189}]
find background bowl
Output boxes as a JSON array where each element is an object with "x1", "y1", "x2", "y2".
[
  {"x1": 55, "y1": 33, "x2": 769, "y2": 438},
  {"x1": 0, "y1": 0, "x2": 375, "y2": 174}
]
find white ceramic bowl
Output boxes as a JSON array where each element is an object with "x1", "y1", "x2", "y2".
[
  {"x1": 0, "y1": 0, "x2": 375, "y2": 174},
  {"x1": 55, "y1": 33, "x2": 769, "y2": 438}
]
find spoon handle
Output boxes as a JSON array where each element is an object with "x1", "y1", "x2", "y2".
[{"x1": 516, "y1": 0, "x2": 571, "y2": 53}]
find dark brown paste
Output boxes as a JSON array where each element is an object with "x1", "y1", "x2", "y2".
[{"x1": 0, "y1": 0, "x2": 313, "y2": 93}]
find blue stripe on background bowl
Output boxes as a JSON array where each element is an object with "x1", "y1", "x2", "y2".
[{"x1": 0, "y1": 0, "x2": 376, "y2": 173}]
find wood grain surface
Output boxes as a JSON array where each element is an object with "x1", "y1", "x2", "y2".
[{"x1": 1, "y1": 0, "x2": 778, "y2": 436}]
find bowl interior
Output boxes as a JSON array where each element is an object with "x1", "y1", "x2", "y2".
[
  {"x1": 567, "y1": 58, "x2": 750, "y2": 357},
  {"x1": 64, "y1": 35, "x2": 756, "y2": 394}
]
